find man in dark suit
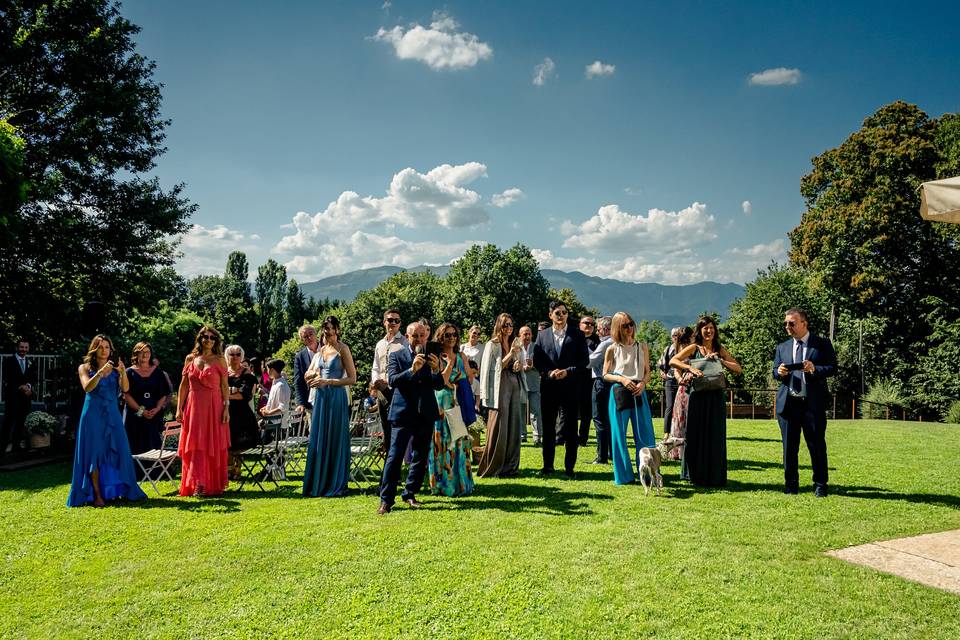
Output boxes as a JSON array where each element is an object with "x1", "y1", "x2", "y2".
[
  {"x1": 773, "y1": 308, "x2": 837, "y2": 497},
  {"x1": 293, "y1": 324, "x2": 320, "y2": 419},
  {"x1": 377, "y1": 322, "x2": 444, "y2": 514},
  {"x1": 534, "y1": 301, "x2": 589, "y2": 478},
  {"x1": 2, "y1": 339, "x2": 35, "y2": 457}
]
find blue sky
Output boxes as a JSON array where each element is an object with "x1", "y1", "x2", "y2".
[{"x1": 124, "y1": 0, "x2": 960, "y2": 284}]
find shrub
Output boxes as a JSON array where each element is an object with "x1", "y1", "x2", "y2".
[
  {"x1": 862, "y1": 378, "x2": 904, "y2": 419},
  {"x1": 24, "y1": 411, "x2": 58, "y2": 435},
  {"x1": 944, "y1": 400, "x2": 960, "y2": 425}
]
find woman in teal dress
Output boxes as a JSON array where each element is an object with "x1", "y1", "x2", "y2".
[
  {"x1": 670, "y1": 316, "x2": 741, "y2": 487},
  {"x1": 302, "y1": 316, "x2": 357, "y2": 497},
  {"x1": 68, "y1": 335, "x2": 147, "y2": 507},
  {"x1": 428, "y1": 323, "x2": 475, "y2": 497}
]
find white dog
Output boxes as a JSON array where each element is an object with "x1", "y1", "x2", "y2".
[{"x1": 639, "y1": 437, "x2": 685, "y2": 496}]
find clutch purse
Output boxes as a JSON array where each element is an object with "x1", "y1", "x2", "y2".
[
  {"x1": 613, "y1": 383, "x2": 639, "y2": 411},
  {"x1": 689, "y1": 357, "x2": 726, "y2": 393}
]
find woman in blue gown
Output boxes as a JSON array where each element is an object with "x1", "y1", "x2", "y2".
[
  {"x1": 302, "y1": 316, "x2": 357, "y2": 497},
  {"x1": 68, "y1": 335, "x2": 147, "y2": 507}
]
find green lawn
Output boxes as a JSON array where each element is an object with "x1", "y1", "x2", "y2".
[{"x1": 1, "y1": 419, "x2": 959, "y2": 639}]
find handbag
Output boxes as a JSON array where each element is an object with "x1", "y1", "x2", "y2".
[
  {"x1": 444, "y1": 404, "x2": 470, "y2": 448},
  {"x1": 613, "y1": 384, "x2": 638, "y2": 411},
  {"x1": 689, "y1": 356, "x2": 726, "y2": 393}
]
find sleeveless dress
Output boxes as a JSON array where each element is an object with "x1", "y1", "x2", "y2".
[
  {"x1": 67, "y1": 369, "x2": 147, "y2": 506},
  {"x1": 124, "y1": 366, "x2": 172, "y2": 456},
  {"x1": 428, "y1": 354, "x2": 475, "y2": 496},
  {"x1": 607, "y1": 342, "x2": 656, "y2": 485},
  {"x1": 179, "y1": 361, "x2": 231, "y2": 496},
  {"x1": 302, "y1": 352, "x2": 350, "y2": 497},
  {"x1": 680, "y1": 351, "x2": 727, "y2": 486}
]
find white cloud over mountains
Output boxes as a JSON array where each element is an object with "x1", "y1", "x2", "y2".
[
  {"x1": 585, "y1": 60, "x2": 615, "y2": 78},
  {"x1": 748, "y1": 67, "x2": 801, "y2": 86},
  {"x1": 275, "y1": 163, "x2": 489, "y2": 257},
  {"x1": 176, "y1": 224, "x2": 264, "y2": 276},
  {"x1": 561, "y1": 202, "x2": 717, "y2": 253},
  {"x1": 372, "y1": 12, "x2": 493, "y2": 70}
]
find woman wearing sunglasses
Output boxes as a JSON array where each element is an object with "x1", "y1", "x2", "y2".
[
  {"x1": 176, "y1": 326, "x2": 231, "y2": 496},
  {"x1": 602, "y1": 312, "x2": 656, "y2": 485},
  {"x1": 427, "y1": 322, "x2": 475, "y2": 496},
  {"x1": 477, "y1": 313, "x2": 525, "y2": 478}
]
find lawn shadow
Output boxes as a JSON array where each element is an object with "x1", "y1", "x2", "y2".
[
  {"x1": 434, "y1": 481, "x2": 613, "y2": 516},
  {"x1": 131, "y1": 495, "x2": 243, "y2": 513},
  {"x1": 727, "y1": 435, "x2": 781, "y2": 443},
  {"x1": 832, "y1": 485, "x2": 960, "y2": 510},
  {"x1": 0, "y1": 460, "x2": 71, "y2": 491}
]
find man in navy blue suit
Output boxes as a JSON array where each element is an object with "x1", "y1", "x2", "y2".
[
  {"x1": 773, "y1": 308, "x2": 837, "y2": 497},
  {"x1": 533, "y1": 300, "x2": 589, "y2": 478},
  {"x1": 377, "y1": 322, "x2": 444, "y2": 514}
]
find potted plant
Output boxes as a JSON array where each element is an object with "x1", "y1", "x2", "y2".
[{"x1": 24, "y1": 411, "x2": 58, "y2": 449}]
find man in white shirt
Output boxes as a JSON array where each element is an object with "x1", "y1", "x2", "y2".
[
  {"x1": 371, "y1": 309, "x2": 409, "y2": 452},
  {"x1": 2, "y1": 340, "x2": 34, "y2": 457},
  {"x1": 293, "y1": 324, "x2": 320, "y2": 420},
  {"x1": 260, "y1": 358, "x2": 291, "y2": 430},
  {"x1": 588, "y1": 317, "x2": 614, "y2": 463}
]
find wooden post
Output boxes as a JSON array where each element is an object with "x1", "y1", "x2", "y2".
[
  {"x1": 729, "y1": 389, "x2": 734, "y2": 419},
  {"x1": 852, "y1": 397, "x2": 856, "y2": 419}
]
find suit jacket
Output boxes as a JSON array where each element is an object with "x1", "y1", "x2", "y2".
[
  {"x1": 2, "y1": 355, "x2": 35, "y2": 409},
  {"x1": 773, "y1": 333, "x2": 837, "y2": 416},
  {"x1": 387, "y1": 347, "x2": 444, "y2": 424},
  {"x1": 533, "y1": 323, "x2": 589, "y2": 388},
  {"x1": 293, "y1": 346, "x2": 316, "y2": 410}
]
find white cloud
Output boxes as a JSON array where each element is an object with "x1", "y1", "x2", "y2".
[
  {"x1": 741, "y1": 200, "x2": 752, "y2": 215},
  {"x1": 371, "y1": 11, "x2": 493, "y2": 71},
  {"x1": 532, "y1": 237, "x2": 787, "y2": 285},
  {"x1": 748, "y1": 67, "x2": 801, "y2": 86},
  {"x1": 585, "y1": 60, "x2": 615, "y2": 79},
  {"x1": 624, "y1": 187, "x2": 642, "y2": 196},
  {"x1": 491, "y1": 187, "x2": 525, "y2": 208},
  {"x1": 274, "y1": 163, "x2": 488, "y2": 256},
  {"x1": 176, "y1": 224, "x2": 264, "y2": 277},
  {"x1": 282, "y1": 231, "x2": 482, "y2": 281},
  {"x1": 561, "y1": 202, "x2": 717, "y2": 254},
  {"x1": 533, "y1": 57, "x2": 556, "y2": 86}
]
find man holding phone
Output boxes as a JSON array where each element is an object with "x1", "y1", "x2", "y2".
[{"x1": 773, "y1": 308, "x2": 837, "y2": 497}]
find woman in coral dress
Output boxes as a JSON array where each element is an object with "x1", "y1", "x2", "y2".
[{"x1": 176, "y1": 326, "x2": 231, "y2": 496}]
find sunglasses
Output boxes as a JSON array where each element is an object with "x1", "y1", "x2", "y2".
[
  {"x1": 581, "y1": 321, "x2": 594, "y2": 326},
  {"x1": 201, "y1": 334, "x2": 216, "y2": 341},
  {"x1": 503, "y1": 323, "x2": 514, "y2": 328},
  {"x1": 227, "y1": 352, "x2": 241, "y2": 357},
  {"x1": 623, "y1": 322, "x2": 635, "y2": 329},
  {"x1": 443, "y1": 332, "x2": 458, "y2": 339},
  {"x1": 553, "y1": 309, "x2": 568, "y2": 316},
  {"x1": 385, "y1": 318, "x2": 401, "y2": 324},
  {"x1": 784, "y1": 321, "x2": 796, "y2": 327}
]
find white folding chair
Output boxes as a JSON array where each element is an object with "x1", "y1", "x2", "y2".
[
  {"x1": 349, "y1": 398, "x2": 384, "y2": 493},
  {"x1": 132, "y1": 421, "x2": 182, "y2": 495},
  {"x1": 278, "y1": 406, "x2": 309, "y2": 477}
]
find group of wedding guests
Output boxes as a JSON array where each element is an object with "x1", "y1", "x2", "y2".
[{"x1": 69, "y1": 299, "x2": 848, "y2": 510}]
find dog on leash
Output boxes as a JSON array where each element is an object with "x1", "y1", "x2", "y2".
[{"x1": 638, "y1": 437, "x2": 685, "y2": 496}]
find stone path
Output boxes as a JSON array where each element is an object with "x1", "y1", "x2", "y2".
[{"x1": 827, "y1": 529, "x2": 960, "y2": 595}]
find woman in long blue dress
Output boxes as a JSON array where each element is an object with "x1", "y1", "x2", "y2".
[
  {"x1": 602, "y1": 312, "x2": 656, "y2": 485},
  {"x1": 68, "y1": 335, "x2": 147, "y2": 507},
  {"x1": 428, "y1": 323, "x2": 475, "y2": 497},
  {"x1": 302, "y1": 316, "x2": 356, "y2": 497}
]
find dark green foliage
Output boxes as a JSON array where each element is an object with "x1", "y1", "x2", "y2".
[
  {"x1": 862, "y1": 379, "x2": 905, "y2": 419},
  {"x1": 435, "y1": 244, "x2": 551, "y2": 334},
  {"x1": 254, "y1": 259, "x2": 287, "y2": 357},
  {"x1": 909, "y1": 297, "x2": 960, "y2": 419},
  {"x1": 0, "y1": 0, "x2": 195, "y2": 348},
  {"x1": 284, "y1": 279, "x2": 306, "y2": 338},
  {"x1": 127, "y1": 302, "x2": 203, "y2": 388}
]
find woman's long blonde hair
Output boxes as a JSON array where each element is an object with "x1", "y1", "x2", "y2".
[{"x1": 610, "y1": 312, "x2": 637, "y2": 345}]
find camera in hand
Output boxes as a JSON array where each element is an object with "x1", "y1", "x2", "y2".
[
  {"x1": 783, "y1": 362, "x2": 805, "y2": 371},
  {"x1": 424, "y1": 341, "x2": 444, "y2": 359}
]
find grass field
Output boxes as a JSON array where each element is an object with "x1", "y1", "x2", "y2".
[{"x1": 1, "y1": 419, "x2": 959, "y2": 639}]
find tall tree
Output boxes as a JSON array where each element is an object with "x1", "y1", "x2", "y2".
[
  {"x1": 284, "y1": 279, "x2": 306, "y2": 337},
  {"x1": 254, "y1": 259, "x2": 287, "y2": 356},
  {"x1": 0, "y1": 0, "x2": 194, "y2": 346},
  {"x1": 789, "y1": 101, "x2": 960, "y2": 395},
  {"x1": 225, "y1": 251, "x2": 251, "y2": 302},
  {"x1": 435, "y1": 244, "x2": 551, "y2": 334}
]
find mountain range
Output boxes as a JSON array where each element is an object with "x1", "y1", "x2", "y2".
[{"x1": 299, "y1": 266, "x2": 745, "y2": 329}]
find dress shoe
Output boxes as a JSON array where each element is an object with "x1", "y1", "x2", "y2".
[
  {"x1": 404, "y1": 497, "x2": 424, "y2": 509},
  {"x1": 377, "y1": 502, "x2": 392, "y2": 515},
  {"x1": 563, "y1": 470, "x2": 576, "y2": 480},
  {"x1": 783, "y1": 486, "x2": 799, "y2": 495},
  {"x1": 538, "y1": 468, "x2": 555, "y2": 477},
  {"x1": 814, "y1": 483, "x2": 829, "y2": 498}
]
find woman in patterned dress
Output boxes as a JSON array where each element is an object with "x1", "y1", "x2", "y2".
[{"x1": 428, "y1": 322, "x2": 475, "y2": 496}]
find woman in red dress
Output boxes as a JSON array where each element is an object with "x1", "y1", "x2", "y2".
[{"x1": 175, "y1": 326, "x2": 231, "y2": 496}]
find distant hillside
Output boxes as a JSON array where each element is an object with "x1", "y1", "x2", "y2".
[{"x1": 300, "y1": 266, "x2": 744, "y2": 327}]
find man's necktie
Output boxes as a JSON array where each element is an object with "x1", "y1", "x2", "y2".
[{"x1": 792, "y1": 340, "x2": 804, "y2": 395}]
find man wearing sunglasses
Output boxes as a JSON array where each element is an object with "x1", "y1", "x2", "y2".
[
  {"x1": 371, "y1": 309, "x2": 409, "y2": 453},
  {"x1": 773, "y1": 308, "x2": 837, "y2": 497},
  {"x1": 533, "y1": 300, "x2": 589, "y2": 478}
]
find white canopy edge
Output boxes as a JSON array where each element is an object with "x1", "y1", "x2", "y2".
[{"x1": 920, "y1": 176, "x2": 960, "y2": 223}]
